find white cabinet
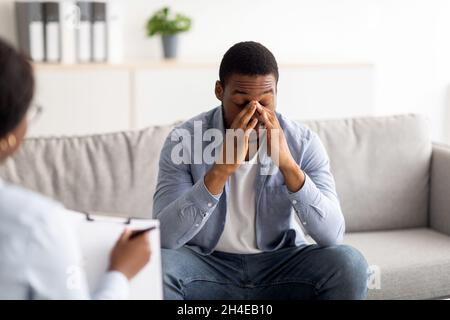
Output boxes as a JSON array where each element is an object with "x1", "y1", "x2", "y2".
[
  {"x1": 30, "y1": 62, "x2": 374, "y2": 137},
  {"x1": 30, "y1": 66, "x2": 131, "y2": 137}
]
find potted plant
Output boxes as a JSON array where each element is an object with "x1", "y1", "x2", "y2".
[{"x1": 146, "y1": 7, "x2": 192, "y2": 59}]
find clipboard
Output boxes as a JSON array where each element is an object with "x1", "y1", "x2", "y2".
[{"x1": 66, "y1": 210, "x2": 163, "y2": 300}]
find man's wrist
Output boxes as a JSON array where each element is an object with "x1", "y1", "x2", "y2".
[
  {"x1": 204, "y1": 164, "x2": 231, "y2": 195},
  {"x1": 280, "y1": 159, "x2": 306, "y2": 193},
  {"x1": 279, "y1": 157, "x2": 298, "y2": 175},
  {"x1": 212, "y1": 163, "x2": 233, "y2": 178}
]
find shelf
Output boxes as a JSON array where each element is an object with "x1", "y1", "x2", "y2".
[{"x1": 33, "y1": 59, "x2": 374, "y2": 71}]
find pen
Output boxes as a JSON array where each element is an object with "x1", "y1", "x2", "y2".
[{"x1": 130, "y1": 226, "x2": 157, "y2": 239}]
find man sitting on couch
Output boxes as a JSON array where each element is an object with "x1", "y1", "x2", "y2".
[{"x1": 153, "y1": 41, "x2": 368, "y2": 300}]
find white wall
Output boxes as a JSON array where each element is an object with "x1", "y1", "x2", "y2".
[
  {"x1": 124, "y1": 0, "x2": 450, "y2": 142},
  {"x1": 1, "y1": 0, "x2": 450, "y2": 141}
]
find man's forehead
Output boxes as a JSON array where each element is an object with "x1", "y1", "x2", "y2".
[{"x1": 228, "y1": 74, "x2": 276, "y2": 94}]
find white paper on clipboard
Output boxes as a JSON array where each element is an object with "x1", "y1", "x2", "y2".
[{"x1": 66, "y1": 210, "x2": 163, "y2": 300}]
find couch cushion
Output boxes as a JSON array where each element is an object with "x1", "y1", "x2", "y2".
[
  {"x1": 0, "y1": 125, "x2": 174, "y2": 218},
  {"x1": 304, "y1": 114, "x2": 431, "y2": 232},
  {"x1": 344, "y1": 228, "x2": 450, "y2": 299}
]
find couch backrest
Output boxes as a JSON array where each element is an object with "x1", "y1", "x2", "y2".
[
  {"x1": 0, "y1": 114, "x2": 432, "y2": 232},
  {"x1": 0, "y1": 126, "x2": 174, "y2": 219},
  {"x1": 304, "y1": 114, "x2": 431, "y2": 231}
]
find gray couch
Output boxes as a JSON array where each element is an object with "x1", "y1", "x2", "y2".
[{"x1": 1, "y1": 114, "x2": 450, "y2": 300}]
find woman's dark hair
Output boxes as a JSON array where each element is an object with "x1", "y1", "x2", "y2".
[{"x1": 0, "y1": 38, "x2": 35, "y2": 138}]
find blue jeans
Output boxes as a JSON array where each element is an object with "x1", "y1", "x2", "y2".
[{"x1": 162, "y1": 244, "x2": 369, "y2": 300}]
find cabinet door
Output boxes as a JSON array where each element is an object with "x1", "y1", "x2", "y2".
[
  {"x1": 30, "y1": 68, "x2": 131, "y2": 136},
  {"x1": 134, "y1": 68, "x2": 219, "y2": 127}
]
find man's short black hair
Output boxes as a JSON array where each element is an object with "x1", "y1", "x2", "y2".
[
  {"x1": 0, "y1": 38, "x2": 34, "y2": 138},
  {"x1": 219, "y1": 41, "x2": 279, "y2": 86}
]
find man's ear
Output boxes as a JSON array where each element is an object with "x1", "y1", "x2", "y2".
[{"x1": 215, "y1": 80, "x2": 224, "y2": 101}]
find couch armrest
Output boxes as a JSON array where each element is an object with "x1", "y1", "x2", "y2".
[{"x1": 430, "y1": 143, "x2": 450, "y2": 235}]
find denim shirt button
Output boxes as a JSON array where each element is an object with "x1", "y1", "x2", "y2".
[
  {"x1": 207, "y1": 202, "x2": 213, "y2": 208},
  {"x1": 292, "y1": 200, "x2": 297, "y2": 205}
]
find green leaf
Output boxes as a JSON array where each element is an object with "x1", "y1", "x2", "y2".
[{"x1": 146, "y1": 7, "x2": 192, "y2": 37}]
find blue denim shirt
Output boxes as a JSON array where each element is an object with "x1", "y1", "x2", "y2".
[{"x1": 153, "y1": 106, "x2": 345, "y2": 254}]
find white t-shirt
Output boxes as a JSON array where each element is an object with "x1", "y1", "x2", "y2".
[{"x1": 214, "y1": 139, "x2": 262, "y2": 254}]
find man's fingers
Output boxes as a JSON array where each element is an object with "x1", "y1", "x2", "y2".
[
  {"x1": 233, "y1": 102, "x2": 254, "y2": 122},
  {"x1": 237, "y1": 103, "x2": 257, "y2": 129},
  {"x1": 231, "y1": 102, "x2": 257, "y2": 129},
  {"x1": 258, "y1": 110, "x2": 272, "y2": 127},
  {"x1": 245, "y1": 118, "x2": 258, "y2": 136},
  {"x1": 256, "y1": 104, "x2": 277, "y2": 128}
]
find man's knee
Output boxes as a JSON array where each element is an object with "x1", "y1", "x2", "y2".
[
  {"x1": 161, "y1": 247, "x2": 196, "y2": 299},
  {"x1": 324, "y1": 245, "x2": 369, "y2": 299},
  {"x1": 162, "y1": 247, "x2": 191, "y2": 279}
]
